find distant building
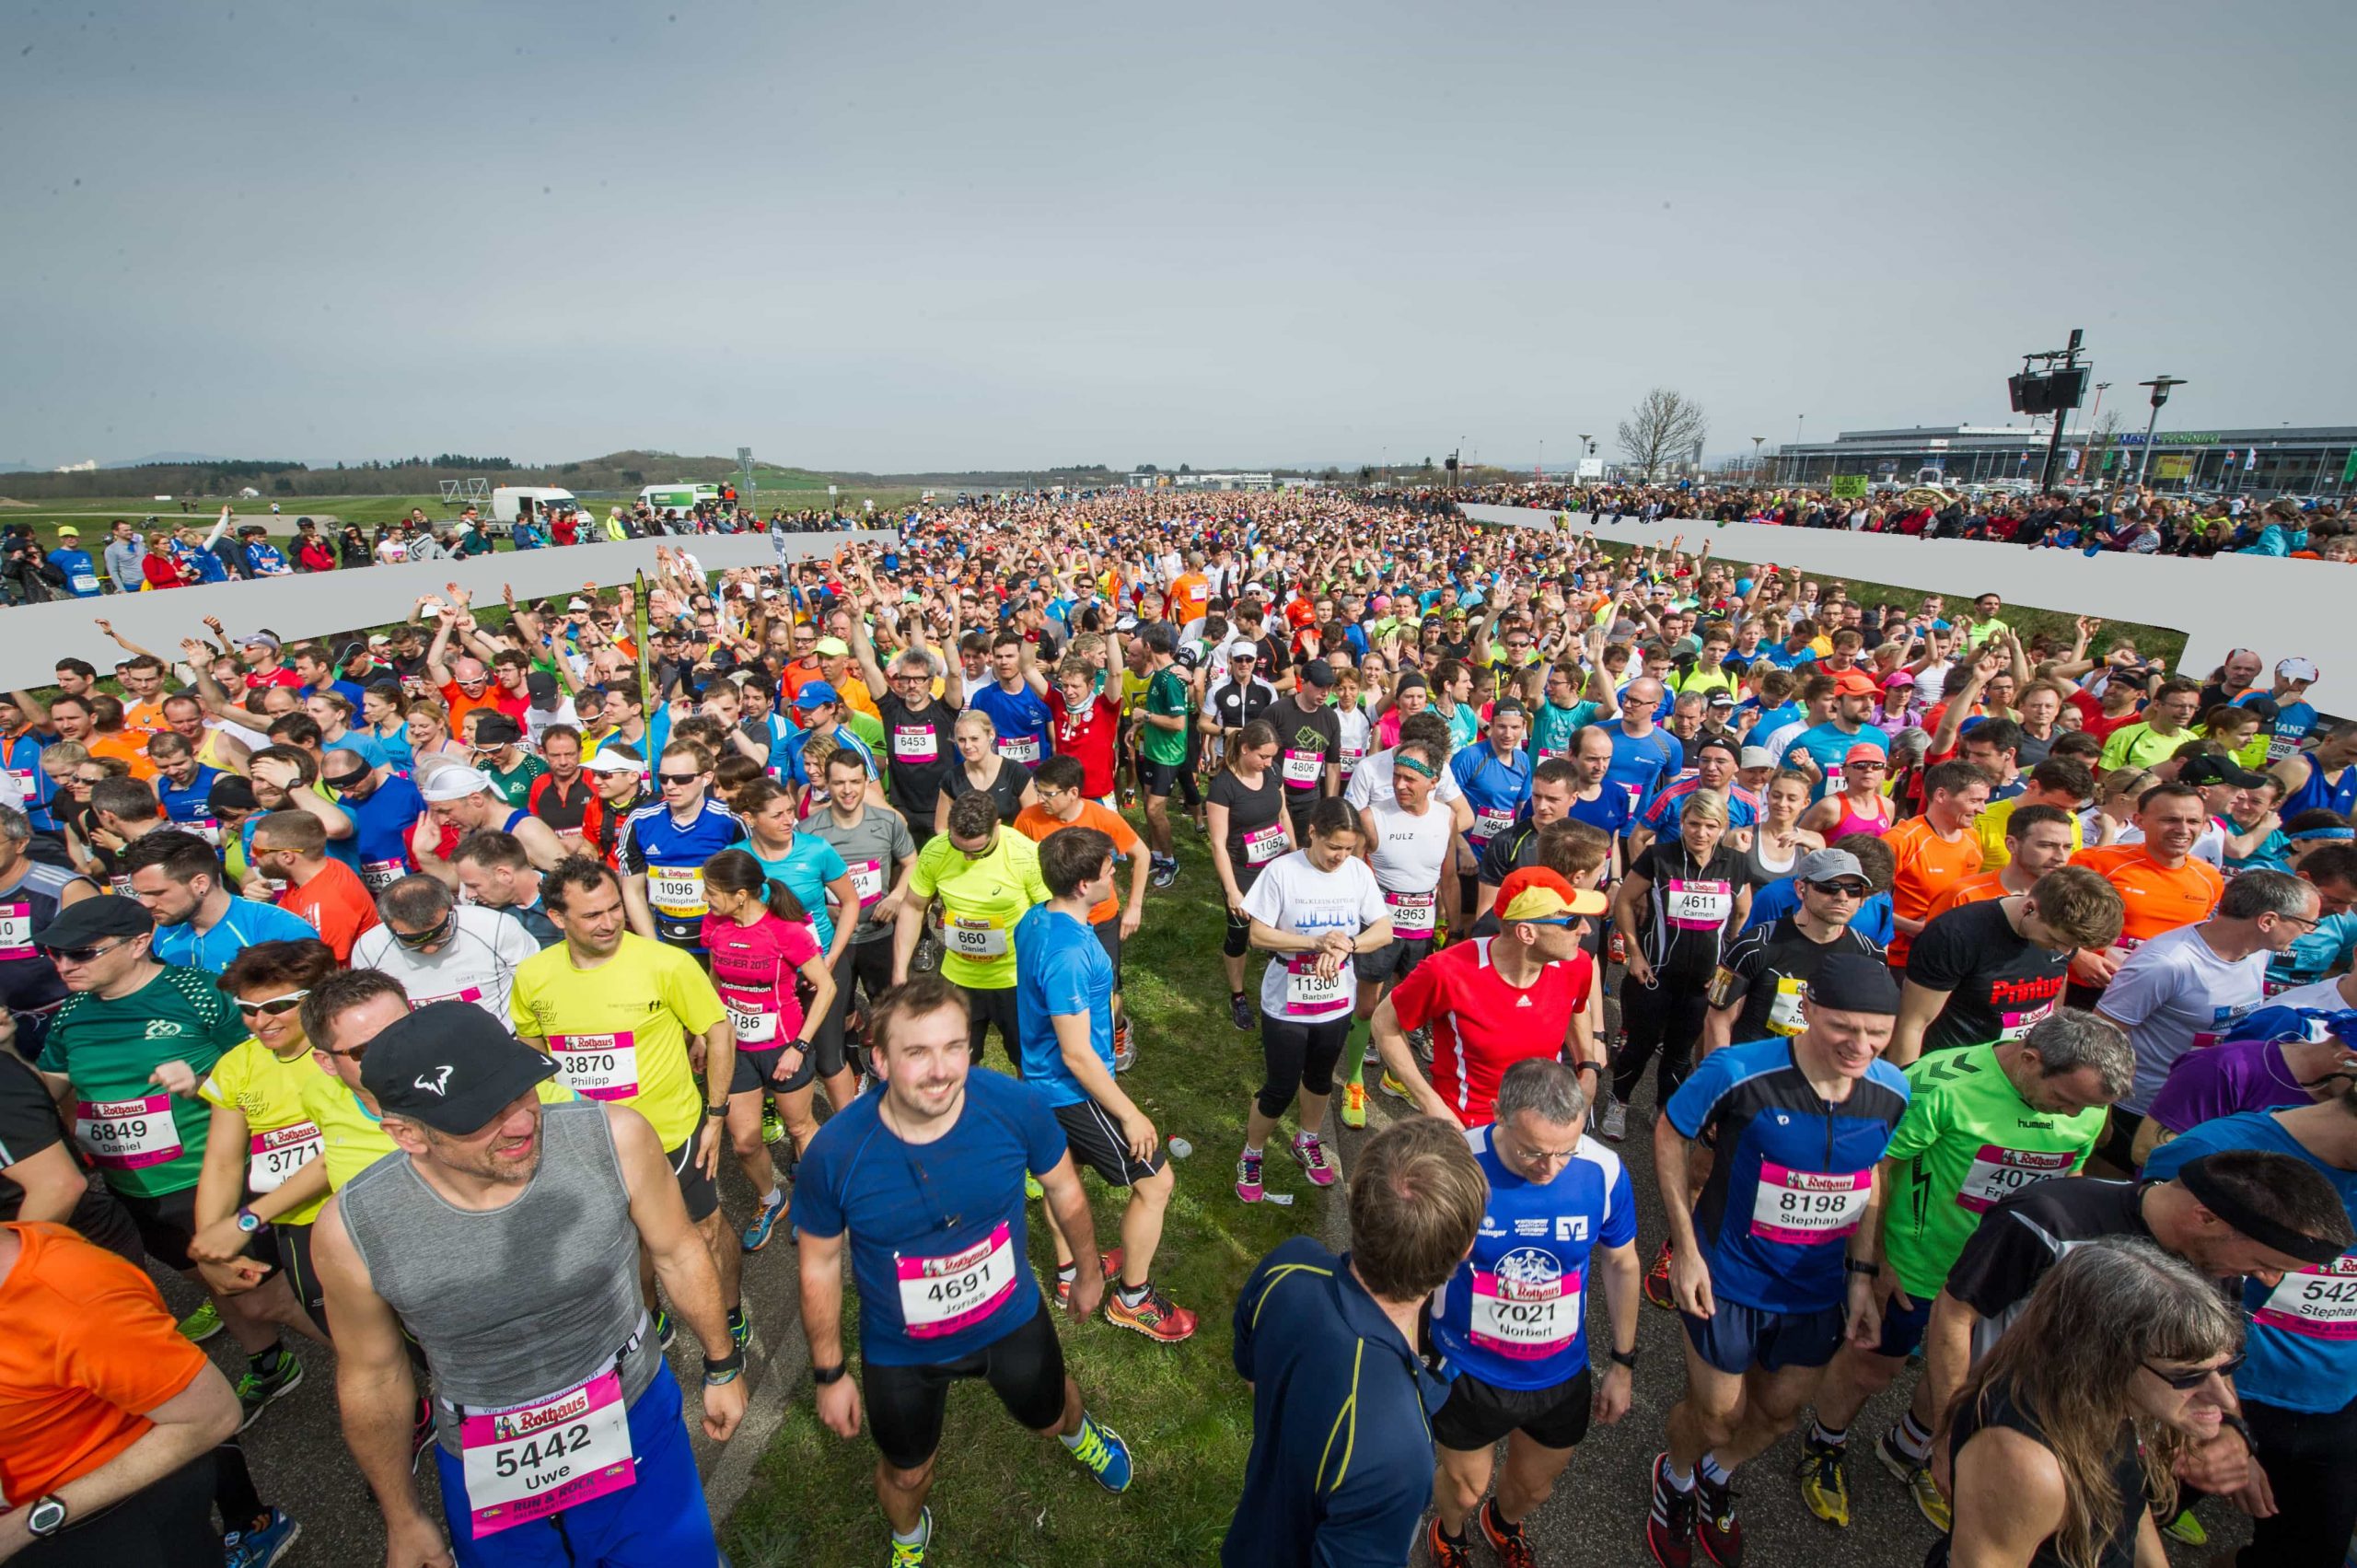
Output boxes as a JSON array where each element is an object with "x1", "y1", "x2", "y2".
[
  {"x1": 1127, "y1": 470, "x2": 1275, "y2": 492},
  {"x1": 1776, "y1": 423, "x2": 2357, "y2": 495}
]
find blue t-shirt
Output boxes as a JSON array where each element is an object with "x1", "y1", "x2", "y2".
[
  {"x1": 346, "y1": 773, "x2": 426, "y2": 880},
  {"x1": 967, "y1": 681, "x2": 1055, "y2": 769},
  {"x1": 1665, "y1": 1037, "x2": 1910, "y2": 1313},
  {"x1": 2267, "y1": 912, "x2": 2357, "y2": 991},
  {"x1": 1603, "y1": 727, "x2": 1682, "y2": 827},
  {"x1": 1013, "y1": 905, "x2": 1113, "y2": 1109},
  {"x1": 2145, "y1": 1114, "x2": 2357, "y2": 1415},
  {"x1": 1779, "y1": 722, "x2": 1892, "y2": 803},
  {"x1": 2237, "y1": 691, "x2": 2319, "y2": 762},
  {"x1": 617, "y1": 798, "x2": 749, "y2": 951},
  {"x1": 1432, "y1": 1124, "x2": 1636, "y2": 1390},
  {"x1": 1744, "y1": 875, "x2": 1896, "y2": 945},
  {"x1": 790, "y1": 1068, "x2": 1067, "y2": 1365},
  {"x1": 49, "y1": 548, "x2": 103, "y2": 598},
  {"x1": 152, "y1": 900, "x2": 321, "y2": 976},
  {"x1": 754, "y1": 831, "x2": 851, "y2": 951},
  {"x1": 1451, "y1": 746, "x2": 1533, "y2": 850},
  {"x1": 3, "y1": 729, "x2": 59, "y2": 831},
  {"x1": 768, "y1": 724, "x2": 881, "y2": 792},
  {"x1": 1527, "y1": 700, "x2": 1598, "y2": 761},
  {"x1": 1566, "y1": 782, "x2": 1636, "y2": 841}
]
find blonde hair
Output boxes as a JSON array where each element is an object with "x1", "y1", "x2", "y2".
[{"x1": 1679, "y1": 788, "x2": 1731, "y2": 827}]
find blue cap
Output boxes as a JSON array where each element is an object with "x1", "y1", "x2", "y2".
[{"x1": 794, "y1": 680, "x2": 842, "y2": 711}]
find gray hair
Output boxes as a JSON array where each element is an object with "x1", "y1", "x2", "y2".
[
  {"x1": 378, "y1": 873, "x2": 456, "y2": 928},
  {"x1": 2021, "y1": 1009, "x2": 2135, "y2": 1100},
  {"x1": 2220, "y1": 868, "x2": 2318, "y2": 923},
  {"x1": 0, "y1": 806, "x2": 27, "y2": 845},
  {"x1": 1492, "y1": 1057, "x2": 1588, "y2": 1131}
]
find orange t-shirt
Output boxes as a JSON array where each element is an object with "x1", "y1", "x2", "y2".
[
  {"x1": 0, "y1": 1222, "x2": 213, "y2": 1503},
  {"x1": 87, "y1": 730, "x2": 157, "y2": 782},
  {"x1": 1885, "y1": 816, "x2": 1986, "y2": 965},
  {"x1": 121, "y1": 696, "x2": 169, "y2": 737},
  {"x1": 2070, "y1": 844, "x2": 2223, "y2": 947},
  {"x1": 1926, "y1": 870, "x2": 2009, "y2": 920},
  {"x1": 1171, "y1": 573, "x2": 1211, "y2": 622},
  {"x1": 1012, "y1": 801, "x2": 1144, "y2": 926},
  {"x1": 777, "y1": 659, "x2": 828, "y2": 705},
  {"x1": 280, "y1": 858, "x2": 383, "y2": 962},
  {"x1": 439, "y1": 679, "x2": 503, "y2": 733}
]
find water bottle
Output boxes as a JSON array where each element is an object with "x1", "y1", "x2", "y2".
[{"x1": 1167, "y1": 1137, "x2": 1192, "y2": 1160}]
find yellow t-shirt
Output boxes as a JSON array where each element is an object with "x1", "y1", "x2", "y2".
[
  {"x1": 908, "y1": 830, "x2": 1049, "y2": 991},
  {"x1": 1972, "y1": 795, "x2": 2084, "y2": 870},
  {"x1": 508, "y1": 933, "x2": 726, "y2": 1149},
  {"x1": 297, "y1": 1071, "x2": 577, "y2": 1193},
  {"x1": 199, "y1": 1039, "x2": 334, "y2": 1225}
]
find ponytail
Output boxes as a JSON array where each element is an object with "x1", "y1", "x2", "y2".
[{"x1": 761, "y1": 876, "x2": 810, "y2": 925}]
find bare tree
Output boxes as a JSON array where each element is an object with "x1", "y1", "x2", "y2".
[
  {"x1": 1618, "y1": 389, "x2": 1709, "y2": 482},
  {"x1": 2084, "y1": 409, "x2": 2124, "y2": 487}
]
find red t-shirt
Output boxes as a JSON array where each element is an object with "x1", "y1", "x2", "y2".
[
  {"x1": 1045, "y1": 688, "x2": 1121, "y2": 798},
  {"x1": 1386, "y1": 937, "x2": 1594, "y2": 1127}
]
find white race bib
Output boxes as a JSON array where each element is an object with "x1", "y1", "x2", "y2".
[
  {"x1": 946, "y1": 915, "x2": 1007, "y2": 958},
  {"x1": 362, "y1": 857, "x2": 406, "y2": 892},
  {"x1": 1748, "y1": 1162, "x2": 1871, "y2": 1244},
  {"x1": 1242, "y1": 823, "x2": 1286, "y2": 866},
  {"x1": 1472, "y1": 806, "x2": 1516, "y2": 844},
  {"x1": 74, "y1": 1095, "x2": 182, "y2": 1170},
  {"x1": 1955, "y1": 1144, "x2": 2077, "y2": 1214},
  {"x1": 1281, "y1": 749, "x2": 1322, "y2": 786},
  {"x1": 1996, "y1": 1000, "x2": 2056, "y2": 1042},
  {"x1": 69, "y1": 572, "x2": 99, "y2": 594},
  {"x1": 1664, "y1": 878, "x2": 1732, "y2": 930},
  {"x1": 726, "y1": 1005, "x2": 778, "y2": 1043},
  {"x1": 996, "y1": 736, "x2": 1041, "y2": 765},
  {"x1": 1385, "y1": 888, "x2": 1436, "y2": 937},
  {"x1": 1469, "y1": 1259, "x2": 1582, "y2": 1360},
  {"x1": 850, "y1": 859, "x2": 886, "y2": 905},
  {"x1": 1766, "y1": 977, "x2": 1805, "y2": 1036},
  {"x1": 248, "y1": 1121, "x2": 324, "y2": 1192},
  {"x1": 1284, "y1": 954, "x2": 1350, "y2": 1016},
  {"x1": 896, "y1": 1221, "x2": 1018, "y2": 1338},
  {"x1": 891, "y1": 726, "x2": 939, "y2": 762},
  {"x1": 0, "y1": 901, "x2": 30, "y2": 961},
  {"x1": 549, "y1": 1033, "x2": 640, "y2": 1101},
  {"x1": 2255, "y1": 1255, "x2": 2357, "y2": 1341},
  {"x1": 458, "y1": 1368, "x2": 636, "y2": 1536}
]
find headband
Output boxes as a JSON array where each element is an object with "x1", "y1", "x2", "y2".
[
  {"x1": 2176, "y1": 1155, "x2": 2350, "y2": 1267},
  {"x1": 1395, "y1": 754, "x2": 1437, "y2": 779},
  {"x1": 2292, "y1": 828, "x2": 2356, "y2": 842}
]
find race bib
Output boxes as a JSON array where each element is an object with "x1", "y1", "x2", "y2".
[
  {"x1": 1281, "y1": 749, "x2": 1323, "y2": 786},
  {"x1": 1385, "y1": 888, "x2": 1436, "y2": 937},
  {"x1": 249, "y1": 1121, "x2": 324, "y2": 1192},
  {"x1": 2254, "y1": 1255, "x2": 2357, "y2": 1341},
  {"x1": 1996, "y1": 1001, "x2": 2055, "y2": 1042},
  {"x1": 6, "y1": 769, "x2": 37, "y2": 804},
  {"x1": 1341, "y1": 746, "x2": 1365, "y2": 768},
  {"x1": 1469, "y1": 1258, "x2": 1582, "y2": 1360},
  {"x1": 996, "y1": 735, "x2": 1041, "y2": 766},
  {"x1": 1955, "y1": 1144, "x2": 2077, "y2": 1214},
  {"x1": 648, "y1": 866, "x2": 704, "y2": 918},
  {"x1": 362, "y1": 858, "x2": 406, "y2": 892},
  {"x1": 0, "y1": 901, "x2": 30, "y2": 961},
  {"x1": 850, "y1": 859, "x2": 886, "y2": 906},
  {"x1": 412, "y1": 985, "x2": 485, "y2": 1010},
  {"x1": 1242, "y1": 823, "x2": 1286, "y2": 865},
  {"x1": 946, "y1": 915, "x2": 1007, "y2": 958},
  {"x1": 549, "y1": 1033, "x2": 640, "y2": 1101},
  {"x1": 179, "y1": 816, "x2": 222, "y2": 847},
  {"x1": 1748, "y1": 1162, "x2": 1871, "y2": 1244},
  {"x1": 1766, "y1": 976, "x2": 1805, "y2": 1036},
  {"x1": 1472, "y1": 806, "x2": 1517, "y2": 845},
  {"x1": 459, "y1": 1368, "x2": 636, "y2": 1536},
  {"x1": 891, "y1": 726, "x2": 939, "y2": 762},
  {"x1": 74, "y1": 1095, "x2": 182, "y2": 1170},
  {"x1": 1284, "y1": 953, "x2": 1349, "y2": 1016},
  {"x1": 1823, "y1": 764, "x2": 1846, "y2": 795},
  {"x1": 1665, "y1": 878, "x2": 1732, "y2": 930},
  {"x1": 726, "y1": 1005, "x2": 778, "y2": 1043},
  {"x1": 897, "y1": 1221, "x2": 1018, "y2": 1339},
  {"x1": 69, "y1": 572, "x2": 99, "y2": 594}
]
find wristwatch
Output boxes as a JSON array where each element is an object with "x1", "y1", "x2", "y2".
[
  {"x1": 1608, "y1": 1347, "x2": 1639, "y2": 1371},
  {"x1": 235, "y1": 1205, "x2": 262, "y2": 1235},
  {"x1": 25, "y1": 1495, "x2": 66, "y2": 1539},
  {"x1": 705, "y1": 1104, "x2": 728, "y2": 1118},
  {"x1": 1843, "y1": 1258, "x2": 1881, "y2": 1278},
  {"x1": 810, "y1": 1361, "x2": 849, "y2": 1387}
]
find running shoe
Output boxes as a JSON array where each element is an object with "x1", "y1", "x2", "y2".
[
  {"x1": 223, "y1": 1505, "x2": 302, "y2": 1568},
  {"x1": 1149, "y1": 858, "x2": 1178, "y2": 890},
  {"x1": 1024, "y1": 1172, "x2": 1043, "y2": 1202},
  {"x1": 1105, "y1": 1283, "x2": 1198, "y2": 1344},
  {"x1": 654, "y1": 1307, "x2": 675, "y2": 1350},
  {"x1": 1645, "y1": 1452, "x2": 1697, "y2": 1568},
  {"x1": 889, "y1": 1506, "x2": 934, "y2": 1567},
  {"x1": 1378, "y1": 1070, "x2": 1412, "y2": 1102},
  {"x1": 1229, "y1": 994, "x2": 1255, "y2": 1031},
  {"x1": 234, "y1": 1353, "x2": 305, "y2": 1432},
  {"x1": 1236, "y1": 1149, "x2": 1265, "y2": 1202},
  {"x1": 1340, "y1": 1080, "x2": 1366, "y2": 1129},
  {"x1": 1111, "y1": 1016, "x2": 1136, "y2": 1074},
  {"x1": 1425, "y1": 1518, "x2": 1476, "y2": 1568},
  {"x1": 1064, "y1": 1412, "x2": 1133, "y2": 1493},
  {"x1": 761, "y1": 1102, "x2": 785, "y2": 1146},
  {"x1": 1601, "y1": 1095, "x2": 1629, "y2": 1143},
  {"x1": 728, "y1": 1305, "x2": 752, "y2": 1351},
  {"x1": 1876, "y1": 1427, "x2": 1950, "y2": 1531},
  {"x1": 741, "y1": 1191, "x2": 787, "y2": 1252},
  {"x1": 1695, "y1": 1473, "x2": 1743, "y2": 1568},
  {"x1": 1407, "y1": 1023, "x2": 1433, "y2": 1063},
  {"x1": 1055, "y1": 1249, "x2": 1123, "y2": 1308},
  {"x1": 2158, "y1": 1505, "x2": 2206, "y2": 1546},
  {"x1": 1291, "y1": 1132, "x2": 1338, "y2": 1187},
  {"x1": 178, "y1": 1298, "x2": 224, "y2": 1343},
  {"x1": 1643, "y1": 1239, "x2": 1678, "y2": 1311},
  {"x1": 1795, "y1": 1437, "x2": 1850, "y2": 1527},
  {"x1": 1479, "y1": 1501, "x2": 1538, "y2": 1568}
]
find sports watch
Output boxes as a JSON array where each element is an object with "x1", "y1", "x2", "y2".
[
  {"x1": 25, "y1": 1494, "x2": 67, "y2": 1538},
  {"x1": 235, "y1": 1206, "x2": 262, "y2": 1234}
]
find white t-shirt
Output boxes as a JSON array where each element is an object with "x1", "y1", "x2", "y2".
[
  {"x1": 1362, "y1": 796, "x2": 1456, "y2": 902},
  {"x1": 2260, "y1": 974, "x2": 2357, "y2": 1022},
  {"x1": 1345, "y1": 748, "x2": 1465, "y2": 811},
  {"x1": 350, "y1": 905, "x2": 544, "y2": 1029},
  {"x1": 1240, "y1": 850, "x2": 1389, "y2": 1022},
  {"x1": 2099, "y1": 921, "x2": 2268, "y2": 1114}
]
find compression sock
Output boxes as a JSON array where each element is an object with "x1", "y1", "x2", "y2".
[
  {"x1": 1809, "y1": 1420, "x2": 1849, "y2": 1448},
  {"x1": 1340, "y1": 1018, "x2": 1372, "y2": 1086}
]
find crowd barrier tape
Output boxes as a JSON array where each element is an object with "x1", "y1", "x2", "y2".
[
  {"x1": 0, "y1": 530, "x2": 900, "y2": 689},
  {"x1": 1465, "y1": 504, "x2": 2325, "y2": 703}
]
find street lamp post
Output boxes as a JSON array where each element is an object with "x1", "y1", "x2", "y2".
[
  {"x1": 2134, "y1": 376, "x2": 2188, "y2": 488},
  {"x1": 1751, "y1": 436, "x2": 1765, "y2": 479}
]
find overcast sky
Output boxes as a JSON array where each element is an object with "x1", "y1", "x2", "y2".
[{"x1": 6, "y1": 1, "x2": 2351, "y2": 473}]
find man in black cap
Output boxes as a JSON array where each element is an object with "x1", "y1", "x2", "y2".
[
  {"x1": 1645, "y1": 950, "x2": 1913, "y2": 1568},
  {"x1": 469, "y1": 712, "x2": 547, "y2": 811},
  {"x1": 310, "y1": 1002, "x2": 746, "y2": 1568},
  {"x1": 520, "y1": 669, "x2": 579, "y2": 749},
  {"x1": 1271, "y1": 657, "x2": 1342, "y2": 839}
]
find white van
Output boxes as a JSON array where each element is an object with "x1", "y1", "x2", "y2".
[
  {"x1": 639, "y1": 482, "x2": 721, "y2": 513},
  {"x1": 490, "y1": 486, "x2": 581, "y2": 523}
]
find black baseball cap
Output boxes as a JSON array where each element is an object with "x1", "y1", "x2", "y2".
[
  {"x1": 525, "y1": 671, "x2": 559, "y2": 705},
  {"x1": 2179, "y1": 755, "x2": 2270, "y2": 790},
  {"x1": 36, "y1": 895, "x2": 154, "y2": 950},
  {"x1": 360, "y1": 1002, "x2": 559, "y2": 1135},
  {"x1": 470, "y1": 713, "x2": 524, "y2": 747}
]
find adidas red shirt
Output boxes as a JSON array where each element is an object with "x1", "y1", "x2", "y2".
[{"x1": 1387, "y1": 937, "x2": 1593, "y2": 1126}]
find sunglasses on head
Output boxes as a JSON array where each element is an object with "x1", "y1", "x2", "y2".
[
  {"x1": 238, "y1": 991, "x2": 310, "y2": 1018},
  {"x1": 323, "y1": 771, "x2": 370, "y2": 791}
]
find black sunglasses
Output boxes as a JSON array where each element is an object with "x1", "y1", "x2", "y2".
[
  {"x1": 41, "y1": 940, "x2": 125, "y2": 965},
  {"x1": 2143, "y1": 1353, "x2": 2244, "y2": 1390},
  {"x1": 658, "y1": 772, "x2": 703, "y2": 786},
  {"x1": 1806, "y1": 879, "x2": 1872, "y2": 898},
  {"x1": 389, "y1": 912, "x2": 456, "y2": 948}
]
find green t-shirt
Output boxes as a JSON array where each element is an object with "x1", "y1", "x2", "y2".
[
  {"x1": 40, "y1": 965, "x2": 249, "y2": 1199},
  {"x1": 844, "y1": 709, "x2": 887, "y2": 752},
  {"x1": 1141, "y1": 667, "x2": 1192, "y2": 768},
  {"x1": 483, "y1": 753, "x2": 549, "y2": 808},
  {"x1": 1881, "y1": 1042, "x2": 2107, "y2": 1298}
]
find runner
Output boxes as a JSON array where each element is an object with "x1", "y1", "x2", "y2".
[
  {"x1": 1012, "y1": 753, "x2": 1146, "y2": 1070},
  {"x1": 1340, "y1": 734, "x2": 1457, "y2": 1121},
  {"x1": 1016, "y1": 825, "x2": 1196, "y2": 1342},
  {"x1": 2069, "y1": 781, "x2": 2225, "y2": 1000},
  {"x1": 317, "y1": 748, "x2": 425, "y2": 896},
  {"x1": 849, "y1": 610, "x2": 958, "y2": 845},
  {"x1": 617, "y1": 740, "x2": 748, "y2": 953},
  {"x1": 1704, "y1": 848, "x2": 1888, "y2": 1057},
  {"x1": 1646, "y1": 952, "x2": 1911, "y2": 1568},
  {"x1": 1608, "y1": 790, "x2": 1750, "y2": 1138},
  {"x1": 121, "y1": 830, "x2": 316, "y2": 975},
  {"x1": 511, "y1": 858, "x2": 749, "y2": 1351},
  {"x1": 1131, "y1": 622, "x2": 1194, "y2": 889},
  {"x1": 310, "y1": 1003, "x2": 747, "y2": 1568},
  {"x1": 700, "y1": 848, "x2": 832, "y2": 1248},
  {"x1": 580, "y1": 744, "x2": 652, "y2": 865},
  {"x1": 893, "y1": 790, "x2": 1048, "y2": 1072},
  {"x1": 1881, "y1": 761, "x2": 1993, "y2": 970},
  {"x1": 793, "y1": 975, "x2": 1134, "y2": 1565},
  {"x1": 412, "y1": 764, "x2": 570, "y2": 881},
  {"x1": 1794, "y1": 1011, "x2": 2131, "y2": 1530},
  {"x1": 965, "y1": 631, "x2": 1054, "y2": 771},
  {"x1": 249, "y1": 809, "x2": 380, "y2": 962},
  {"x1": 1208, "y1": 720, "x2": 1295, "y2": 1032},
  {"x1": 0, "y1": 804, "x2": 97, "y2": 1060},
  {"x1": 1451, "y1": 697, "x2": 1536, "y2": 912},
  {"x1": 1236, "y1": 797, "x2": 1390, "y2": 1202},
  {"x1": 1271, "y1": 658, "x2": 1343, "y2": 838},
  {"x1": 1887, "y1": 865, "x2": 2123, "y2": 1065},
  {"x1": 350, "y1": 873, "x2": 544, "y2": 1025},
  {"x1": 1426, "y1": 1058, "x2": 1640, "y2": 1568},
  {"x1": 807, "y1": 747, "x2": 921, "y2": 1083},
  {"x1": 448, "y1": 830, "x2": 563, "y2": 947},
  {"x1": 1373, "y1": 866, "x2": 1606, "y2": 1130}
]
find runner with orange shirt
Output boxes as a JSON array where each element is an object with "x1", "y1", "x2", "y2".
[
  {"x1": 1015, "y1": 755, "x2": 1148, "y2": 1070},
  {"x1": 1879, "y1": 761, "x2": 1991, "y2": 969},
  {"x1": 1923, "y1": 803, "x2": 2078, "y2": 918},
  {"x1": 2068, "y1": 780, "x2": 2225, "y2": 1001},
  {"x1": 247, "y1": 810, "x2": 381, "y2": 963}
]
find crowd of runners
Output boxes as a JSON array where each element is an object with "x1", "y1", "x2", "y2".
[{"x1": 7, "y1": 485, "x2": 2357, "y2": 1568}]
